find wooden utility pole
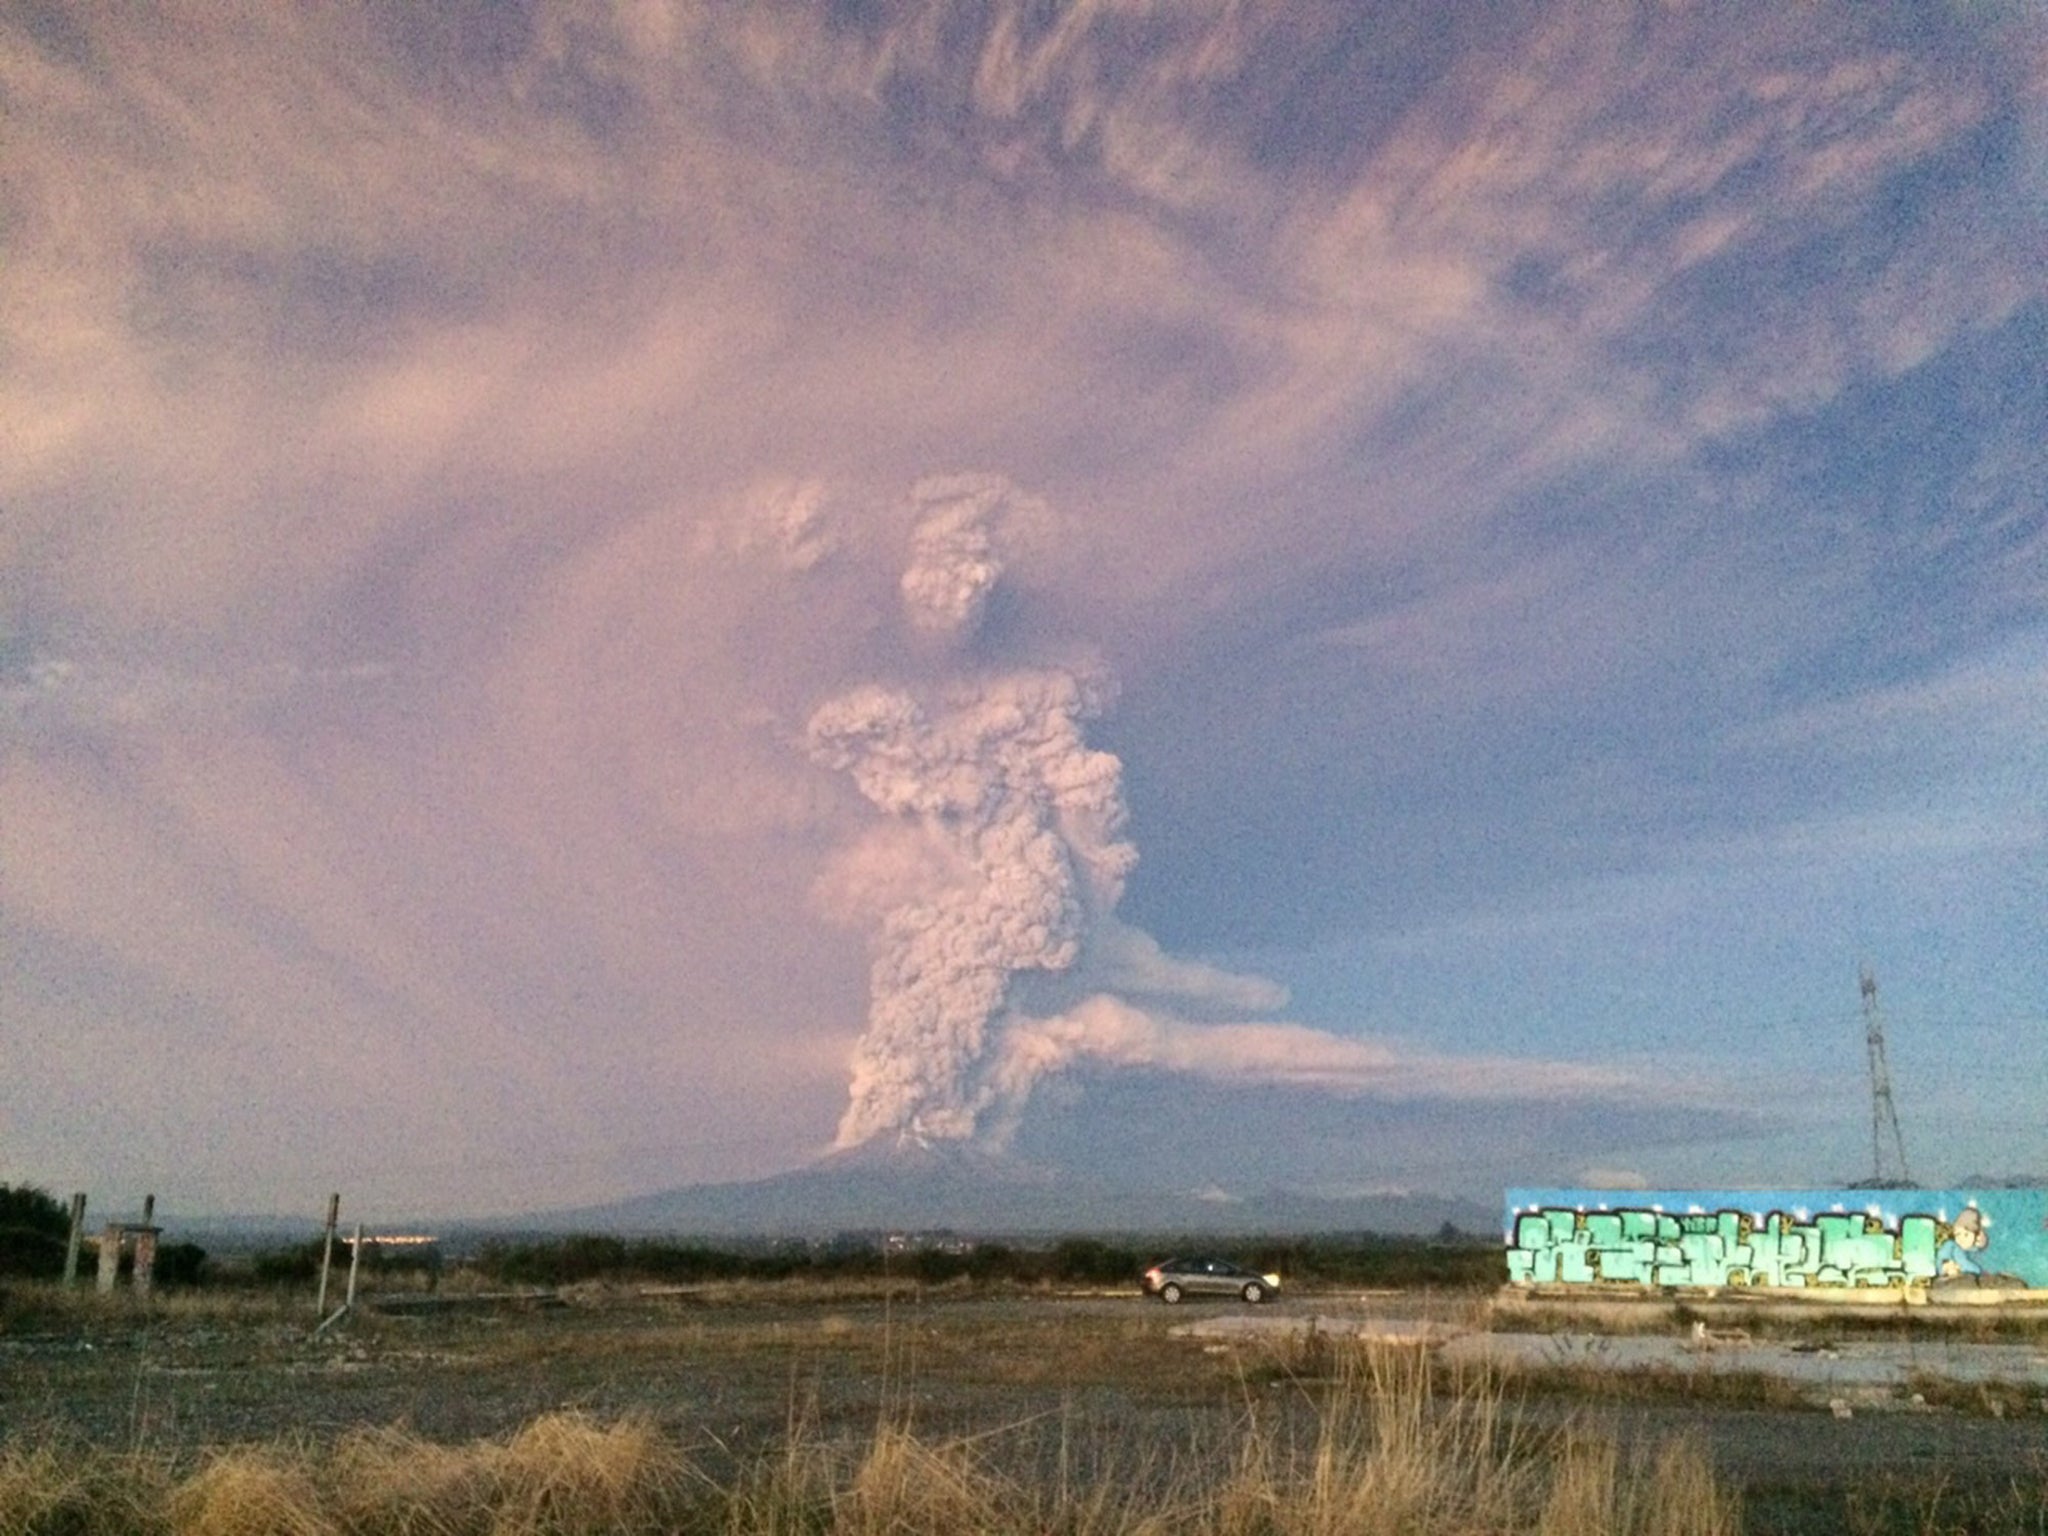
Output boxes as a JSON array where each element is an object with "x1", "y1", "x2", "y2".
[
  {"x1": 316, "y1": 1192, "x2": 340, "y2": 1316},
  {"x1": 314, "y1": 1218, "x2": 365, "y2": 1339},
  {"x1": 345, "y1": 1222, "x2": 364, "y2": 1309},
  {"x1": 132, "y1": 1194, "x2": 160, "y2": 1299},
  {"x1": 62, "y1": 1193, "x2": 87, "y2": 1287}
]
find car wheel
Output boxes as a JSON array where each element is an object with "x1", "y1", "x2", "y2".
[
  {"x1": 1241, "y1": 1282, "x2": 1265, "y2": 1304},
  {"x1": 1159, "y1": 1282, "x2": 1183, "y2": 1304}
]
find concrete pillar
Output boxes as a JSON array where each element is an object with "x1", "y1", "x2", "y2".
[
  {"x1": 132, "y1": 1228, "x2": 160, "y2": 1298},
  {"x1": 96, "y1": 1225, "x2": 123, "y2": 1294}
]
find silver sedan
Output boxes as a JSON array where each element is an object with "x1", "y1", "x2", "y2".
[{"x1": 1140, "y1": 1256, "x2": 1282, "y2": 1304}]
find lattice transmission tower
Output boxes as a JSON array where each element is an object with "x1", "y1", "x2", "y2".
[{"x1": 1859, "y1": 965, "x2": 1913, "y2": 1187}]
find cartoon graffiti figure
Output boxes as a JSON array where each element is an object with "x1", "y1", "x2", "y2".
[{"x1": 1937, "y1": 1206, "x2": 1990, "y2": 1277}]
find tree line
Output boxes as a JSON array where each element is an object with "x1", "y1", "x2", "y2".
[
  {"x1": 3, "y1": 1183, "x2": 1498, "y2": 1293},
  {"x1": 463, "y1": 1230, "x2": 1498, "y2": 1290}
]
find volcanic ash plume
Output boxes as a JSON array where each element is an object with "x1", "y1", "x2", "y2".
[
  {"x1": 807, "y1": 474, "x2": 1638, "y2": 1152},
  {"x1": 806, "y1": 668, "x2": 1135, "y2": 1147},
  {"x1": 897, "y1": 474, "x2": 1045, "y2": 638},
  {"x1": 984, "y1": 995, "x2": 1635, "y2": 1121}
]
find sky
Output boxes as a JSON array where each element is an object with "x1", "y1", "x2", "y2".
[{"x1": 3, "y1": 1, "x2": 2043, "y2": 1222}]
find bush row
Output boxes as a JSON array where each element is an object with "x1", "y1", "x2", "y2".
[
  {"x1": 464, "y1": 1231, "x2": 1500, "y2": 1290},
  {"x1": 7, "y1": 1181, "x2": 1501, "y2": 1294}
]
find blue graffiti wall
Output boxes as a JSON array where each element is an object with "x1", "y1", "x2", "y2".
[{"x1": 1505, "y1": 1189, "x2": 2048, "y2": 1292}]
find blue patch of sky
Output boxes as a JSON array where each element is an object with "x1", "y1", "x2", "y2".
[
  {"x1": 365, "y1": 0, "x2": 536, "y2": 94},
  {"x1": 1695, "y1": 299, "x2": 2045, "y2": 693},
  {"x1": 529, "y1": 22, "x2": 642, "y2": 143},
  {"x1": 127, "y1": 240, "x2": 476, "y2": 360},
  {"x1": 1883, "y1": 110, "x2": 2030, "y2": 237},
  {"x1": 364, "y1": 1, "x2": 643, "y2": 146},
  {"x1": 1229, "y1": 4, "x2": 1518, "y2": 184},
  {"x1": 1006, "y1": 1070, "x2": 1767, "y2": 1198},
  {"x1": 1617, "y1": 128, "x2": 2034, "y2": 417},
  {"x1": 1112, "y1": 490, "x2": 1744, "y2": 943},
  {"x1": 873, "y1": 13, "x2": 1004, "y2": 154},
  {"x1": 10, "y1": 0, "x2": 95, "y2": 71},
  {"x1": 1116, "y1": 328, "x2": 2039, "y2": 953},
  {"x1": 820, "y1": 0, "x2": 898, "y2": 45},
  {"x1": 1772, "y1": 147, "x2": 2014, "y2": 303}
]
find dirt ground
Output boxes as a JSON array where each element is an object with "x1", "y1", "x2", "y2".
[{"x1": 5, "y1": 1286, "x2": 2046, "y2": 1532}]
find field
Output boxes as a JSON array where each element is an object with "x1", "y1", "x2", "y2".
[{"x1": 4, "y1": 1278, "x2": 2047, "y2": 1535}]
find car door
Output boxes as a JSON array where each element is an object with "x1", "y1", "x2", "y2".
[{"x1": 1197, "y1": 1259, "x2": 1237, "y2": 1296}]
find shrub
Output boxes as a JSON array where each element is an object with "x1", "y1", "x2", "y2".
[
  {"x1": 0, "y1": 1185, "x2": 72, "y2": 1280},
  {"x1": 1048, "y1": 1237, "x2": 1138, "y2": 1284},
  {"x1": 474, "y1": 1236, "x2": 630, "y2": 1286},
  {"x1": 251, "y1": 1239, "x2": 327, "y2": 1286},
  {"x1": 152, "y1": 1241, "x2": 209, "y2": 1289}
]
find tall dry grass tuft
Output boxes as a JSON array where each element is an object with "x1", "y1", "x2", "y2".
[
  {"x1": 491, "y1": 1413, "x2": 683, "y2": 1535},
  {"x1": 1029, "y1": 1447, "x2": 1185, "y2": 1536},
  {"x1": 0, "y1": 1439, "x2": 170, "y2": 1536},
  {"x1": 40, "y1": 1415, "x2": 693, "y2": 1536},
  {"x1": 835, "y1": 1425, "x2": 1012, "y2": 1536},
  {"x1": 1214, "y1": 1340, "x2": 1739, "y2": 1536},
  {"x1": 1628, "y1": 1437, "x2": 1739, "y2": 1536},
  {"x1": 1533, "y1": 1431, "x2": 1619, "y2": 1536},
  {"x1": 169, "y1": 1447, "x2": 334, "y2": 1536},
  {"x1": 717, "y1": 1407, "x2": 1189, "y2": 1536},
  {"x1": 1217, "y1": 1343, "x2": 1527, "y2": 1536},
  {"x1": 1534, "y1": 1431, "x2": 1738, "y2": 1536},
  {"x1": 324, "y1": 1425, "x2": 504, "y2": 1536},
  {"x1": 717, "y1": 1394, "x2": 835, "y2": 1536}
]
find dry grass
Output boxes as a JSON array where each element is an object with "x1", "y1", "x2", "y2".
[
  {"x1": 171, "y1": 1448, "x2": 336, "y2": 1536},
  {"x1": 1206, "y1": 1345, "x2": 1739, "y2": 1536},
  {"x1": 14, "y1": 1290, "x2": 2045, "y2": 1533},
  {"x1": 495, "y1": 1414, "x2": 682, "y2": 1534},
  {"x1": 0, "y1": 1285, "x2": 313, "y2": 1336},
  {"x1": 836, "y1": 1426, "x2": 1008, "y2": 1535},
  {"x1": 0, "y1": 1438, "x2": 171, "y2": 1536},
  {"x1": 159, "y1": 1416, "x2": 687, "y2": 1536},
  {"x1": 0, "y1": 1343, "x2": 1745, "y2": 1536},
  {"x1": 325, "y1": 1426, "x2": 503, "y2": 1536}
]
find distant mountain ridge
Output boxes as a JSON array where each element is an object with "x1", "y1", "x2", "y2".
[{"x1": 531, "y1": 1139, "x2": 1496, "y2": 1238}]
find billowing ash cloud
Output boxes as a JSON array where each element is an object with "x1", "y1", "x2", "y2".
[
  {"x1": 809, "y1": 474, "x2": 1646, "y2": 1152},
  {"x1": 898, "y1": 473, "x2": 1045, "y2": 638},
  {"x1": 807, "y1": 667, "x2": 1134, "y2": 1145},
  {"x1": 751, "y1": 479, "x2": 838, "y2": 572}
]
